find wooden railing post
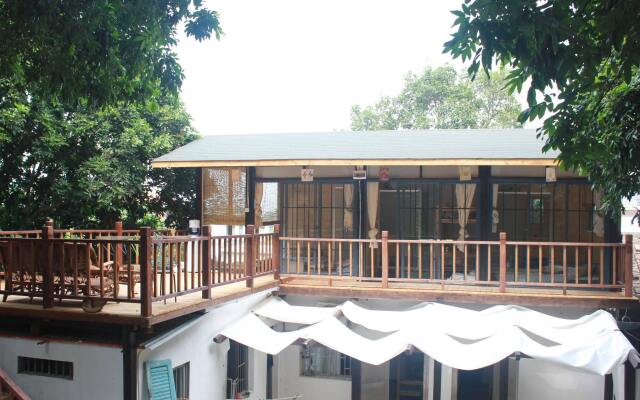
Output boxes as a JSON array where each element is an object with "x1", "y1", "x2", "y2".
[
  {"x1": 272, "y1": 224, "x2": 280, "y2": 280},
  {"x1": 139, "y1": 227, "x2": 153, "y2": 317},
  {"x1": 246, "y1": 225, "x2": 255, "y2": 288},
  {"x1": 381, "y1": 231, "x2": 389, "y2": 288},
  {"x1": 202, "y1": 225, "x2": 212, "y2": 299},
  {"x1": 499, "y1": 232, "x2": 507, "y2": 293},
  {"x1": 42, "y1": 219, "x2": 54, "y2": 308},
  {"x1": 114, "y1": 221, "x2": 123, "y2": 298},
  {"x1": 624, "y1": 234, "x2": 633, "y2": 297}
]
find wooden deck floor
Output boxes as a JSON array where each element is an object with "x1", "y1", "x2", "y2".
[
  {"x1": 0, "y1": 275, "x2": 278, "y2": 327},
  {"x1": 279, "y1": 275, "x2": 638, "y2": 308}
]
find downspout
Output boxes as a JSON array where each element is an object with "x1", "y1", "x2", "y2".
[{"x1": 122, "y1": 327, "x2": 138, "y2": 400}]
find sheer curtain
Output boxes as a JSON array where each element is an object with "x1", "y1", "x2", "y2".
[
  {"x1": 492, "y1": 183, "x2": 500, "y2": 233},
  {"x1": 367, "y1": 182, "x2": 379, "y2": 247},
  {"x1": 254, "y1": 182, "x2": 264, "y2": 228},
  {"x1": 455, "y1": 183, "x2": 476, "y2": 251},
  {"x1": 343, "y1": 184, "x2": 354, "y2": 234}
]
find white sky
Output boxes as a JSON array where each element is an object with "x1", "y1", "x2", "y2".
[{"x1": 175, "y1": 0, "x2": 468, "y2": 135}]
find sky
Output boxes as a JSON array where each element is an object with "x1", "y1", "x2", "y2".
[{"x1": 175, "y1": 0, "x2": 467, "y2": 135}]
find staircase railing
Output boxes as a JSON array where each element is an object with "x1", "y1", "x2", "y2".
[{"x1": 0, "y1": 368, "x2": 31, "y2": 400}]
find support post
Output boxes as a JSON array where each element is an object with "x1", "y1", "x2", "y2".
[
  {"x1": 604, "y1": 373, "x2": 613, "y2": 400},
  {"x1": 624, "y1": 360, "x2": 635, "y2": 400},
  {"x1": 202, "y1": 225, "x2": 212, "y2": 299},
  {"x1": 272, "y1": 224, "x2": 280, "y2": 280},
  {"x1": 499, "y1": 232, "x2": 507, "y2": 293},
  {"x1": 114, "y1": 221, "x2": 123, "y2": 298},
  {"x1": 42, "y1": 219, "x2": 54, "y2": 308},
  {"x1": 351, "y1": 358, "x2": 361, "y2": 400},
  {"x1": 140, "y1": 227, "x2": 153, "y2": 317},
  {"x1": 246, "y1": 225, "x2": 255, "y2": 288},
  {"x1": 624, "y1": 234, "x2": 633, "y2": 297},
  {"x1": 381, "y1": 230, "x2": 389, "y2": 288}
]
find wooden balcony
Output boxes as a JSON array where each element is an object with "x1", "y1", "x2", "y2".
[
  {"x1": 277, "y1": 232, "x2": 638, "y2": 308},
  {"x1": 0, "y1": 222, "x2": 636, "y2": 328},
  {"x1": 0, "y1": 222, "x2": 279, "y2": 327}
]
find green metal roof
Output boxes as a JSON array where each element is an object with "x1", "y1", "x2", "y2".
[{"x1": 153, "y1": 129, "x2": 559, "y2": 167}]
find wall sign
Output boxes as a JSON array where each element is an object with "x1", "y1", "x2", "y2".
[
  {"x1": 545, "y1": 167, "x2": 557, "y2": 182},
  {"x1": 458, "y1": 166, "x2": 472, "y2": 181},
  {"x1": 353, "y1": 169, "x2": 367, "y2": 180},
  {"x1": 301, "y1": 168, "x2": 314, "y2": 182},
  {"x1": 378, "y1": 167, "x2": 390, "y2": 182}
]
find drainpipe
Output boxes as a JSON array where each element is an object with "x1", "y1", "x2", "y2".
[{"x1": 123, "y1": 327, "x2": 138, "y2": 400}]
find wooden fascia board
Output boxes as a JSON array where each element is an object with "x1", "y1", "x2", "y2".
[{"x1": 152, "y1": 158, "x2": 559, "y2": 168}]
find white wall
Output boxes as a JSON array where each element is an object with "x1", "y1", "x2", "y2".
[
  {"x1": 274, "y1": 345, "x2": 351, "y2": 400},
  {"x1": 0, "y1": 336, "x2": 122, "y2": 400},
  {"x1": 517, "y1": 359, "x2": 604, "y2": 400},
  {"x1": 138, "y1": 288, "x2": 275, "y2": 400}
]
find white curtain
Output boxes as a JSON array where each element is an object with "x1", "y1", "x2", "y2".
[
  {"x1": 455, "y1": 184, "x2": 476, "y2": 251},
  {"x1": 367, "y1": 182, "x2": 379, "y2": 247},
  {"x1": 492, "y1": 184, "x2": 500, "y2": 233},
  {"x1": 343, "y1": 184, "x2": 354, "y2": 233},
  {"x1": 254, "y1": 182, "x2": 264, "y2": 228},
  {"x1": 593, "y1": 190, "x2": 605, "y2": 238}
]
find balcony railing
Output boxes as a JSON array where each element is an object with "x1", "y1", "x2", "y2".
[
  {"x1": 0, "y1": 221, "x2": 634, "y2": 319},
  {"x1": 279, "y1": 231, "x2": 635, "y2": 297},
  {"x1": 0, "y1": 221, "x2": 280, "y2": 317}
]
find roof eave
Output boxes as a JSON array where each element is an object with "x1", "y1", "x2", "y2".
[{"x1": 151, "y1": 158, "x2": 560, "y2": 168}]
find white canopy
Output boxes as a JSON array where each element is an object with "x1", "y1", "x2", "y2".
[{"x1": 220, "y1": 297, "x2": 639, "y2": 375}]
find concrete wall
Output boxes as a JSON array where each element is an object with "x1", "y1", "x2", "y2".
[
  {"x1": 138, "y1": 288, "x2": 275, "y2": 400},
  {"x1": 0, "y1": 336, "x2": 122, "y2": 400},
  {"x1": 274, "y1": 345, "x2": 351, "y2": 400}
]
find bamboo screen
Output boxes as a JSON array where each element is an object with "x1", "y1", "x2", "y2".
[{"x1": 202, "y1": 167, "x2": 247, "y2": 226}]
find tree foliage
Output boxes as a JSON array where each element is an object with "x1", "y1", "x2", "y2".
[
  {"x1": 0, "y1": 78, "x2": 198, "y2": 229},
  {"x1": 0, "y1": 0, "x2": 222, "y2": 108},
  {"x1": 351, "y1": 65, "x2": 521, "y2": 130},
  {"x1": 443, "y1": 0, "x2": 640, "y2": 215}
]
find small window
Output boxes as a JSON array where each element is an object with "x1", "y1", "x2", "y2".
[
  {"x1": 18, "y1": 356, "x2": 73, "y2": 380},
  {"x1": 173, "y1": 362, "x2": 190, "y2": 400},
  {"x1": 300, "y1": 344, "x2": 351, "y2": 379}
]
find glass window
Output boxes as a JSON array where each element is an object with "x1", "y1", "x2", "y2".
[
  {"x1": 300, "y1": 344, "x2": 351, "y2": 379},
  {"x1": 173, "y1": 362, "x2": 190, "y2": 400},
  {"x1": 493, "y1": 182, "x2": 602, "y2": 242}
]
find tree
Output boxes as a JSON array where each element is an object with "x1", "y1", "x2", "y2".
[
  {"x1": 443, "y1": 0, "x2": 640, "y2": 216},
  {"x1": 0, "y1": 78, "x2": 198, "y2": 229},
  {"x1": 350, "y1": 65, "x2": 521, "y2": 130},
  {"x1": 0, "y1": 1, "x2": 222, "y2": 108}
]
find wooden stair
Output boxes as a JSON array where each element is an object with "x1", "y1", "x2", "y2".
[{"x1": 0, "y1": 369, "x2": 31, "y2": 400}]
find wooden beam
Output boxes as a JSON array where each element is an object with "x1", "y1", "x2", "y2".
[
  {"x1": 278, "y1": 283, "x2": 638, "y2": 309},
  {"x1": 152, "y1": 158, "x2": 559, "y2": 168}
]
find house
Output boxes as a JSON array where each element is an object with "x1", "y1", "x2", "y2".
[{"x1": 0, "y1": 129, "x2": 638, "y2": 400}]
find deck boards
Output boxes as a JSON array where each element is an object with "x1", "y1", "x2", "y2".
[
  {"x1": 0, "y1": 273, "x2": 636, "y2": 327},
  {"x1": 0, "y1": 275, "x2": 278, "y2": 327},
  {"x1": 279, "y1": 275, "x2": 637, "y2": 308}
]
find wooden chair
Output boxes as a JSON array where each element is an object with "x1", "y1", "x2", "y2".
[{"x1": 60, "y1": 242, "x2": 115, "y2": 312}]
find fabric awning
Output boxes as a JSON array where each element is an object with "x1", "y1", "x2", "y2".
[{"x1": 220, "y1": 297, "x2": 639, "y2": 375}]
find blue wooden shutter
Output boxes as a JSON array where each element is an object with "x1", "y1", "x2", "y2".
[{"x1": 146, "y1": 360, "x2": 177, "y2": 400}]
